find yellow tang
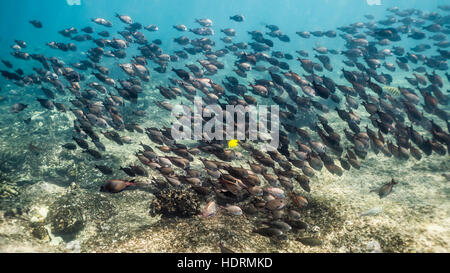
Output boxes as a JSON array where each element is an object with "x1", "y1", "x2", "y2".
[{"x1": 228, "y1": 139, "x2": 239, "y2": 148}]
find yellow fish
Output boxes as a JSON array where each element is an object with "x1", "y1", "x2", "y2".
[{"x1": 228, "y1": 139, "x2": 239, "y2": 148}]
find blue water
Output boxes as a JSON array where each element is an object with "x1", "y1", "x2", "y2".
[{"x1": 0, "y1": 0, "x2": 445, "y2": 56}]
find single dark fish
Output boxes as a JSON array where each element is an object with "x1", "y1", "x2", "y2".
[
  {"x1": 62, "y1": 143, "x2": 77, "y2": 150},
  {"x1": 371, "y1": 179, "x2": 397, "y2": 198},
  {"x1": 1, "y1": 70, "x2": 22, "y2": 81},
  {"x1": 55, "y1": 103, "x2": 66, "y2": 112},
  {"x1": 172, "y1": 68, "x2": 190, "y2": 81},
  {"x1": 30, "y1": 20, "x2": 43, "y2": 28},
  {"x1": 1, "y1": 60, "x2": 13, "y2": 68},
  {"x1": 229, "y1": 14, "x2": 244, "y2": 22},
  {"x1": 36, "y1": 98, "x2": 55, "y2": 110},
  {"x1": 253, "y1": 227, "x2": 283, "y2": 237},
  {"x1": 95, "y1": 165, "x2": 113, "y2": 175},
  {"x1": 120, "y1": 166, "x2": 136, "y2": 177},
  {"x1": 73, "y1": 136, "x2": 89, "y2": 149},
  {"x1": 83, "y1": 148, "x2": 102, "y2": 159},
  {"x1": 100, "y1": 179, "x2": 135, "y2": 193}
]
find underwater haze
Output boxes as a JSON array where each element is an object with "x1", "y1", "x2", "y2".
[{"x1": 0, "y1": 0, "x2": 449, "y2": 253}]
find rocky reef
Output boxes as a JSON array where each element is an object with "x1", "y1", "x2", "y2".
[{"x1": 150, "y1": 188, "x2": 201, "y2": 218}]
